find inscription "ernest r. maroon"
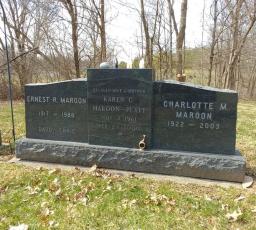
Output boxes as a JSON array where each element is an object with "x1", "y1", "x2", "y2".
[{"x1": 26, "y1": 96, "x2": 87, "y2": 104}]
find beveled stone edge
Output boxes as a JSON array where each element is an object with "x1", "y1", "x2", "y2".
[
  {"x1": 26, "y1": 78, "x2": 87, "y2": 86},
  {"x1": 15, "y1": 138, "x2": 246, "y2": 183},
  {"x1": 17, "y1": 138, "x2": 244, "y2": 160}
]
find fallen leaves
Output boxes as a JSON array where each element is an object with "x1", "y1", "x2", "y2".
[
  {"x1": 26, "y1": 186, "x2": 40, "y2": 195},
  {"x1": 48, "y1": 168, "x2": 61, "y2": 175},
  {"x1": 242, "y1": 176, "x2": 254, "y2": 189},
  {"x1": 41, "y1": 201, "x2": 48, "y2": 208},
  {"x1": 144, "y1": 193, "x2": 176, "y2": 206},
  {"x1": 122, "y1": 199, "x2": 137, "y2": 209},
  {"x1": 251, "y1": 206, "x2": 256, "y2": 213},
  {"x1": 74, "y1": 188, "x2": 88, "y2": 200},
  {"x1": 225, "y1": 208, "x2": 243, "y2": 222},
  {"x1": 2, "y1": 154, "x2": 256, "y2": 230},
  {"x1": 55, "y1": 188, "x2": 62, "y2": 197},
  {"x1": 87, "y1": 165, "x2": 114, "y2": 179},
  {"x1": 49, "y1": 177, "x2": 62, "y2": 197},
  {"x1": 222, "y1": 194, "x2": 250, "y2": 223},
  {"x1": 0, "y1": 185, "x2": 8, "y2": 194},
  {"x1": 204, "y1": 195, "x2": 213, "y2": 201},
  {"x1": 41, "y1": 207, "x2": 54, "y2": 217},
  {"x1": 36, "y1": 166, "x2": 44, "y2": 171},
  {"x1": 9, "y1": 224, "x2": 28, "y2": 230},
  {"x1": 221, "y1": 203, "x2": 229, "y2": 211},
  {"x1": 40, "y1": 202, "x2": 55, "y2": 221},
  {"x1": 53, "y1": 178, "x2": 60, "y2": 186},
  {"x1": 234, "y1": 194, "x2": 246, "y2": 202},
  {"x1": 72, "y1": 184, "x2": 94, "y2": 206},
  {"x1": 79, "y1": 197, "x2": 89, "y2": 206},
  {"x1": 88, "y1": 164, "x2": 97, "y2": 173},
  {"x1": 48, "y1": 220, "x2": 59, "y2": 228}
]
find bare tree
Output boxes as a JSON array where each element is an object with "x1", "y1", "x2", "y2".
[
  {"x1": 90, "y1": 0, "x2": 107, "y2": 62},
  {"x1": 0, "y1": 0, "x2": 56, "y2": 93},
  {"x1": 140, "y1": 0, "x2": 160, "y2": 68},
  {"x1": 224, "y1": 0, "x2": 256, "y2": 89},
  {"x1": 59, "y1": 0, "x2": 80, "y2": 78},
  {"x1": 166, "y1": 0, "x2": 173, "y2": 75},
  {"x1": 169, "y1": 0, "x2": 188, "y2": 75},
  {"x1": 208, "y1": 0, "x2": 218, "y2": 86},
  {"x1": 99, "y1": 0, "x2": 106, "y2": 61}
]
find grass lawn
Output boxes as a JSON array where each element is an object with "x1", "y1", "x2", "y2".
[
  {"x1": 0, "y1": 101, "x2": 25, "y2": 143},
  {"x1": 0, "y1": 100, "x2": 256, "y2": 229}
]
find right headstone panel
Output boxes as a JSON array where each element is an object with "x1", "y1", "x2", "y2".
[{"x1": 153, "y1": 81, "x2": 237, "y2": 154}]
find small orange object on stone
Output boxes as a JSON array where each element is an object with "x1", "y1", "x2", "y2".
[{"x1": 176, "y1": 74, "x2": 186, "y2": 82}]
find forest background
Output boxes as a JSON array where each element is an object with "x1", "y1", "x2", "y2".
[{"x1": 0, "y1": 0, "x2": 256, "y2": 99}]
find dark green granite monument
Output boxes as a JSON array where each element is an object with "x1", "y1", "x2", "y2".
[
  {"x1": 16, "y1": 68, "x2": 246, "y2": 182},
  {"x1": 87, "y1": 69, "x2": 153, "y2": 148},
  {"x1": 25, "y1": 79, "x2": 88, "y2": 142},
  {"x1": 153, "y1": 80, "x2": 237, "y2": 154}
]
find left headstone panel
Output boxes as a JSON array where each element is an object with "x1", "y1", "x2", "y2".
[{"x1": 25, "y1": 79, "x2": 88, "y2": 142}]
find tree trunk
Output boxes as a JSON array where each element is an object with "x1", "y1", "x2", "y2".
[
  {"x1": 250, "y1": 75, "x2": 256, "y2": 98},
  {"x1": 208, "y1": 0, "x2": 218, "y2": 86},
  {"x1": 167, "y1": 0, "x2": 173, "y2": 76},
  {"x1": 176, "y1": 0, "x2": 187, "y2": 75},
  {"x1": 248, "y1": 61, "x2": 256, "y2": 98},
  {"x1": 176, "y1": 36, "x2": 183, "y2": 75},
  {"x1": 60, "y1": 0, "x2": 80, "y2": 78},
  {"x1": 225, "y1": 0, "x2": 242, "y2": 89},
  {"x1": 140, "y1": 0, "x2": 151, "y2": 67},
  {"x1": 170, "y1": 0, "x2": 188, "y2": 75},
  {"x1": 100, "y1": 0, "x2": 106, "y2": 61},
  {"x1": 71, "y1": 10, "x2": 80, "y2": 78}
]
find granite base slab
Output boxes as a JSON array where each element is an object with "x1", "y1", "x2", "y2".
[{"x1": 15, "y1": 138, "x2": 246, "y2": 182}]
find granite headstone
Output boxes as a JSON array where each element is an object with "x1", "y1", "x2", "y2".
[
  {"x1": 87, "y1": 69, "x2": 153, "y2": 148},
  {"x1": 25, "y1": 79, "x2": 88, "y2": 142},
  {"x1": 16, "y1": 70, "x2": 246, "y2": 182},
  {"x1": 153, "y1": 80, "x2": 237, "y2": 154}
]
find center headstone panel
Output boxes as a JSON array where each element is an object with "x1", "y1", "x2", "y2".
[{"x1": 87, "y1": 69, "x2": 153, "y2": 148}]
